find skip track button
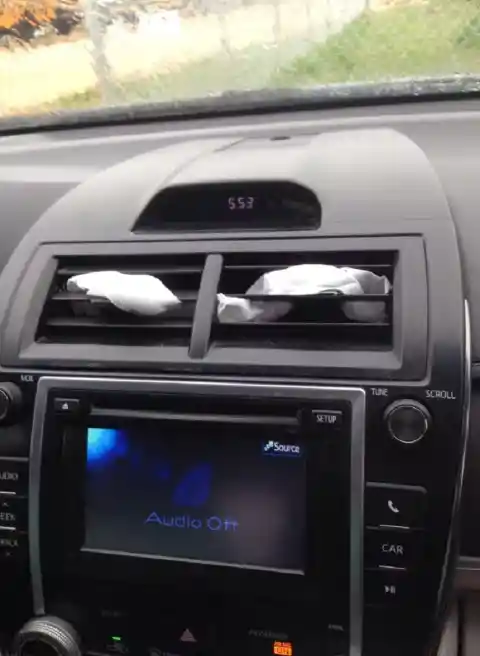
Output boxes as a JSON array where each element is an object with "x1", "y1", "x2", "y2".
[{"x1": 0, "y1": 532, "x2": 27, "y2": 561}]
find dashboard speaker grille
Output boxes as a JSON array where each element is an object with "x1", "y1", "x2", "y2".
[
  {"x1": 212, "y1": 251, "x2": 395, "y2": 351},
  {"x1": 35, "y1": 255, "x2": 205, "y2": 346}
]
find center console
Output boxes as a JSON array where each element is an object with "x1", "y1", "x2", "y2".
[
  {"x1": 23, "y1": 379, "x2": 363, "y2": 656},
  {"x1": 0, "y1": 128, "x2": 470, "y2": 656},
  {"x1": 4, "y1": 348, "x2": 468, "y2": 656}
]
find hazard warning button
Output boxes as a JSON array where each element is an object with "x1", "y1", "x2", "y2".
[{"x1": 179, "y1": 629, "x2": 196, "y2": 644}]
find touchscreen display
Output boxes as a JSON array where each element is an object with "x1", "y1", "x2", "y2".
[{"x1": 83, "y1": 423, "x2": 306, "y2": 572}]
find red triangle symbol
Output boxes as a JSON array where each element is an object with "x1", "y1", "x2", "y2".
[{"x1": 180, "y1": 629, "x2": 196, "y2": 643}]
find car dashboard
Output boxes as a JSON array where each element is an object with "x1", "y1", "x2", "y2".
[{"x1": 0, "y1": 97, "x2": 479, "y2": 656}]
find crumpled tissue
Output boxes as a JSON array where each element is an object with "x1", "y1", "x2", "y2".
[
  {"x1": 66, "y1": 271, "x2": 180, "y2": 316},
  {"x1": 217, "y1": 264, "x2": 390, "y2": 324}
]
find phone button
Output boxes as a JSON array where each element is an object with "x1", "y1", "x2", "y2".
[{"x1": 365, "y1": 483, "x2": 427, "y2": 529}]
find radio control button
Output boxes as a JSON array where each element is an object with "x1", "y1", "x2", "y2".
[
  {"x1": 0, "y1": 531, "x2": 27, "y2": 561},
  {"x1": 0, "y1": 383, "x2": 22, "y2": 423},
  {"x1": 365, "y1": 484, "x2": 427, "y2": 529},
  {"x1": 54, "y1": 398, "x2": 81, "y2": 415},
  {"x1": 365, "y1": 568, "x2": 409, "y2": 606},
  {"x1": 0, "y1": 495, "x2": 27, "y2": 530},
  {"x1": 384, "y1": 400, "x2": 431, "y2": 445},
  {"x1": 365, "y1": 528, "x2": 421, "y2": 570},
  {"x1": 0, "y1": 459, "x2": 28, "y2": 494},
  {"x1": 311, "y1": 409, "x2": 344, "y2": 431}
]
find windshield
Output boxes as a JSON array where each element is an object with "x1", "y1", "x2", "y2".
[{"x1": 1, "y1": 0, "x2": 478, "y2": 118}]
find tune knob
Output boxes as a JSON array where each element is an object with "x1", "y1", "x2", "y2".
[
  {"x1": 384, "y1": 400, "x2": 431, "y2": 445},
  {"x1": 14, "y1": 617, "x2": 81, "y2": 656},
  {"x1": 0, "y1": 382, "x2": 22, "y2": 423}
]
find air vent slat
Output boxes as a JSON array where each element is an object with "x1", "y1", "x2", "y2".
[
  {"x1": 51, "y1": 292, "x2": 198, "y2": 303},
  {"x1": 56, "y1": 266, "x2": 204, "y2": 276},
  {"x1": 230, "y1": 293, "x2": 392, "y2": 303},
  {"x1": 45, "y1": 318, "x2": 193, "y2": 329},
  {"x1": 222, "y1": 263, "x2": 392, "y2": 271},
  {"x1": 36, "y1": 255, "x2": 205, "y2": 347},
  {"x1": 214, "y1": 251, "x2": 395, "y2": 351},
  {"x1": 220, "y1": 321, "x2": 390, "y2": 328}
]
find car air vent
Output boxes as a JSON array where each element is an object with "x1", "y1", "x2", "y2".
[
  {"x1": 212, "y1": 251, "x2": 395, "y2": 350},
  {"x1": 35, "y1": 255, "x2": 205, "y2": 346}
]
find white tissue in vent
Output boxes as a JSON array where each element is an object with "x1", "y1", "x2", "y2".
[
  {"x1": 217, "y1": 264, "x2": 390, "y2": 324},
  {"x1": 66, "y1": 271, "x2": 180, "y2": 316}
]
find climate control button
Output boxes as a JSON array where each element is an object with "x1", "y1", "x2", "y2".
[{"x1": 14, "y1": 616, "x2": 81, "y2": 656}]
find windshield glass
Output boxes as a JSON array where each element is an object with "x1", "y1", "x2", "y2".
[{"x1": 1, "y1": 0, "x2": 478, "y2": 118}]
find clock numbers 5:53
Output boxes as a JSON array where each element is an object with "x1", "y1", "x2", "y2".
[{"x1": 228, "y1": 196, "x2": 255, "y2": 210}]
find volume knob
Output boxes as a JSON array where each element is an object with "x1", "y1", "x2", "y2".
[
  {"x1": 384, "y1": 400, "x2": 431, "y2": 445},
  {"x1": 14, "y1": 616, "x2": 81, "y2": 656},
  {"x1": 0, "y1": 382, "x2": 22, "y2": 423}
]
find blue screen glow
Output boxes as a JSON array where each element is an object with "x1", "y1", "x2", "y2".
[
  {"x1": 87, "y1": 428, "x2": 127, "y2": 468},
  {"x1": 172, "y1": 463, "x2": 212, "y2": 507},
  {"x1": 83, "y1": 423, "x2": 306, "y2": 572}
]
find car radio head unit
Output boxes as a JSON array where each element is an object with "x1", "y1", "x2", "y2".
[
  {"x1": 83, "y1": 418, "x2": 306, "y2": 572},
  {"x1": 29, "y1": 378, "x2": 365, "y2": 655}
]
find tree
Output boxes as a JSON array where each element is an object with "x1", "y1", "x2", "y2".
[{"x1": 0, "y1": 0, "x2": 56, "y2": 29}]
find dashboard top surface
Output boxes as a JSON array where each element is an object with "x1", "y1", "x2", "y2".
[{"x1": 0, "y1": 98, "x2": 479, "y2": 365}]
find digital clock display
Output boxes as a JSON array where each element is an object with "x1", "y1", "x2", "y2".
[
  {"x1": 228, "y1": 196, "x2": 255, "y2": 211},
  {"x1": 135, "y1": 181, "x2": 321, "y2": 232}
]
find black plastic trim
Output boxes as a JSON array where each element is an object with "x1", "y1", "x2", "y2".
[
  {"x1": 189, "y1": 253, "x2": 223, "y2": 359},
  {"x1": 1, "y1": 236, "x2": 427, "y2": 381}
]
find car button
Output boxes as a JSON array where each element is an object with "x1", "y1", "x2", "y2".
[
  {"x1": 365, "y1": 483, "x2": 427, "y2": 529},
  {"x1": 365, "y1": 528, "x2": 421, "y2": 570}
]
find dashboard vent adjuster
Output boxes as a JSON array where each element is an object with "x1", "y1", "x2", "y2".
[
  {"x1": 213, "y1": 251, "x2": 395, "y2": 351},
  {"x1": 36, "y1": 255, "x2": 205, "y2": 346}
]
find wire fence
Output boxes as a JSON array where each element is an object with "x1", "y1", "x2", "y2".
[
  {"x1": 81, "y1": 0, "x2": 369, "y2": 101},
  {"x1": 1, "y1": 0, "x2": 480, "y2": 114}
]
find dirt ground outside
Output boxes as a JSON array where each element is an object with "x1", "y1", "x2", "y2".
[{"x1": 0, "y1": 0, "x2": 368, "y2": 114}]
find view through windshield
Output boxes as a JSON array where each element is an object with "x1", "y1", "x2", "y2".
[{"x1": 1, "y1": 0, "x2": 479, "y2": 117}]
